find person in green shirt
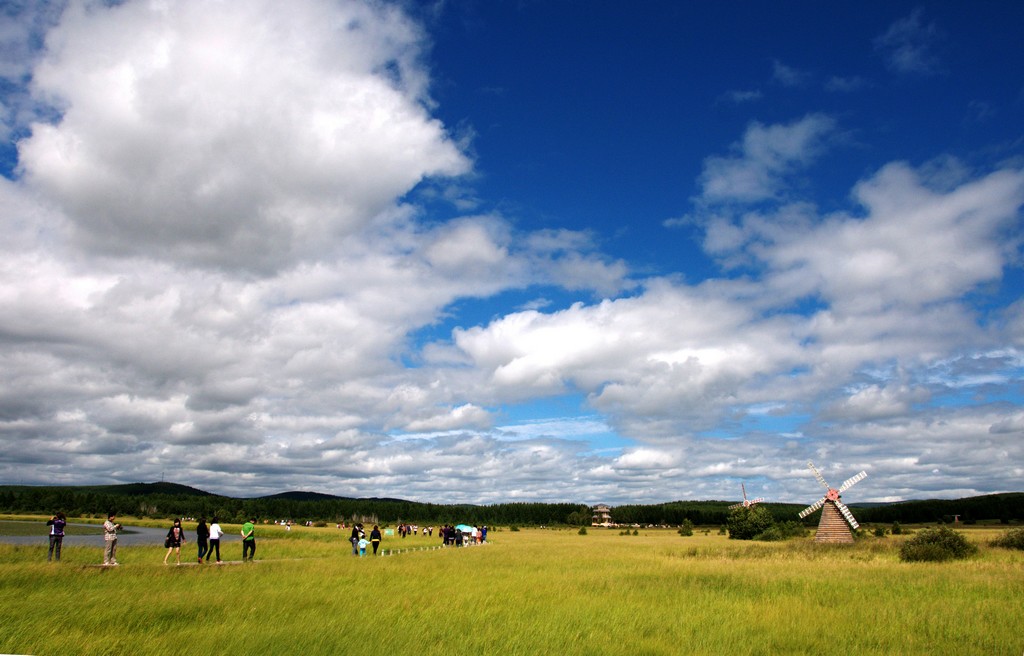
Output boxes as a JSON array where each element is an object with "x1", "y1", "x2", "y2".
[{"x1": 241, "y1": 518, "x2": 256, "y2": 562}]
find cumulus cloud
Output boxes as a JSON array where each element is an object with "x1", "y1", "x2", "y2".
[
  {"x1": 0, "y1": 0, "x2": 636, "y2": 499},
  {"x1": 697, "y1": 114, "x2": 837, "y2": 204},
  {"x1": 824, "y1": 384, "x2": 930, "y2": 421},
  {"x1": 18, "y1": 0, "x2": 469, "y2": 273},
  {"x1": 757, "y1": 162, "x2": 1024, "y2": 314}
]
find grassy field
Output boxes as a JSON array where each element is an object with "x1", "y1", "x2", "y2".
[{"x1": 0, "y1": 518, "x2": 1021, "y2": 655}]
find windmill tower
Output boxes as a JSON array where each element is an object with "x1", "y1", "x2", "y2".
[
  {"x1": 728, "y1": 483, "x2": 765, "y2": 510},
  {"x1": 798, "y1": 461, "x2": 867, "y2": 543}
]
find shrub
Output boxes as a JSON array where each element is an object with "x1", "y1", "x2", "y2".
[
  {"x1": 899, "y1": 526, "x2": 978, "y2": 562},
  {"x1": 890, "y1": 521, "x2": 902, "y2": 535},
  {"x1": 727, "y1": 506, "x2": 774, "y2": 540},
  {"x1": 577, "y1": 527, "x2": 587, "y2": 536},
  {"x1": 677, "y1": 519, "x2": 694, "y2": 537},
  {"x1": 873, "y1": 526, "x2": 887, "y2": 538},
  {"x1": 753, "y1": 525, "x2": 785, "y2": 542},
  {"x1": 754, "y1": 520, "x2": 807, "y2": 542},
  {"x1": 990, "y1": 527, "x2": 1024, "y2": 550},
  {"x1": 509, "y1": 525, "x2": 520, "y2": 532}
]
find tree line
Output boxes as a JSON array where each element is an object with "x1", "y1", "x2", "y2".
[
  {"x1": 0, "y1": 483, "x2": 588, "y2": 526},
  {"x1": 1, "y1": 483, "x2": 1020, "y2": 526}
]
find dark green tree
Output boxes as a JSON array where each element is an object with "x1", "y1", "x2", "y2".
[{"x1": 726, "y1": 505, "x2": 774, "y2": 540}]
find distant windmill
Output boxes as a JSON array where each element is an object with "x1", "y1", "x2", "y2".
[
  {"x1": 728, "y1": 483, "x2": 764, "y2": 510},
  {"x1": 798, "y1": 461, "x2": 867, "y2": 543}
]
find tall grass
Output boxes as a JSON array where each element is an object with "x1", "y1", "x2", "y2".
[{"x1": 0, "y1": 524, "x2": 1020, "y2": 655}]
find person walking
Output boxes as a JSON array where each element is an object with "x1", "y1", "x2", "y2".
[
  {"x1": 241, "y1": 518, "x2": 256, "y2": 562},
  {"x1": 370, "y1": 525, "x2": 382, "y2": 555},
  {"x1": 164, "y1": 518, "x2": 186, "y2": 565},
  {"x1": 46, "y1": 512, "x2": 67, "y2": 562},
  {"x1": 102, "y1": 513, "x2": 121, "y2": 566},
  {"x1": 349, "y1": 523, "x2": 361, "y2": 556},
  {"x1": 196, "y1": 517, "x2": 209, "y2": 564},
  {"x1": 207, "y1": 517, "x2": 223, "y2": 563}
]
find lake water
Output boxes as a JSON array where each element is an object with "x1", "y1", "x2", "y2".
[{"x1": 0, "y1": 521, "x2": 241, "y2": 547}]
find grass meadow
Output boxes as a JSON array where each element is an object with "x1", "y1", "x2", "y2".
[{"x1": 1, "y1": 517, "x2": 1022, "y2": 655}]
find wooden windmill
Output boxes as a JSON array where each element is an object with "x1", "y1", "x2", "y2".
[
  {"x1": 728, "y1": 483, "x2": 764, "y2": 510},
  {"x1": 798, "y1": 461, "x2": 867, "y2": 543}
]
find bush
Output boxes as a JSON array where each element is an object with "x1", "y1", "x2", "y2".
[
  {"x1": 899, "y1": 526, "x2": 978, "y2": 562},
  {"x1": 754, "y1": 520, "x2": 807, "y2": 542},
  {"x1": 890, "y1": 521, "x2": 902, "y2": 535},
  {"x1": 509, "y1": 526, "x2": 520, "y2": 532},
  {"x1": 677, "y1": 519, "x2": 694, "y2": 537},
  {"x1": 577, "y1": 527, "x2": 587, "y2": 536},
  {"x1": 990, "y1": 527, "x2": 1024, "y2": 550},
  {"x1": 873, "y1": 526, "x2": 887, "y2": 538},
  {"x1": 753, "y1": 525, "x2": 785, "y2": 542},
  {"x1": 727, "y1": 506, "x2": 774, "y2": 540}
]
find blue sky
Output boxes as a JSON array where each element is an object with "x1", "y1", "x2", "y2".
[{"x1": 0, "y1": 1, "x2": 1022, "y2": 505}]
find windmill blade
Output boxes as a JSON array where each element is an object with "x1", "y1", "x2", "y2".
[
  {"x1": 839, "y1": 470, "x2": 867, "y2": 493},
  {"x1": 798, "y1": 497, "x2": 825, "y2": 518},
  {"x1": 834, "y1": 501, "x2": 860, "y2": 530},
  {"x1": 728, "y1": 502, "x2": 743, "y2": 510},
  {"x1": 750, "y1": 497, "x2": 765, "y2": 505},
  {"x1": 741, "y1": 482, "x2": 748, "y2": 503},
  {"x1": 807, "y1": 461, "x2": 830, "y2": 490}
]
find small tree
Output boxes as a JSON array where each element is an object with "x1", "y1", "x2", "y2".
[
  {"x1": 727, "y1": 506, "x2": 774, "y2": 540},
  {"x1": 677, "y1": 519, "x2": 694, "y2": 537},
  {"x1": 890, "y1": 521, "x2": 902, "y2": 535}
]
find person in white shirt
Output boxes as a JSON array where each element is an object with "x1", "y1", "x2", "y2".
[{"x1": 207, "y1": 517, "x2": 224, "y2": 563}]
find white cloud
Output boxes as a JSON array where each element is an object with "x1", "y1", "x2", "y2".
[
  {"x1": 772, "y1": 60, "x2": 810, "y2": 87},
  {"x1": 402, "y1": 404, "x2": 492, "y2": 432},
  {"x1": 697, "y1": 114, "x2": 836, "y2": 203},
  {"x1": 825, "y1": 384, "x2": 929, "y2": 421},
  {"x1": 0, "y1": 0, "x2": 636, "y2": 500},
  {"x1": 18, "y1": 0, "x2": 470, "y2": 274},
  {"x1": 874, "y1": 9, "x2": 943, "y2": 76},
  {"x1": 763, "y1": 162, "x2": 1024, "y2": 313}
]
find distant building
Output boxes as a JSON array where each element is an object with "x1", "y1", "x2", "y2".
[{"x1": 591, "y1": 504, "x2": 612, "y2": 527}]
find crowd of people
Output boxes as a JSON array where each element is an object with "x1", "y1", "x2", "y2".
[
  {"x1": 439, "y1": 524, "x2": 488, "y2": 546},
  {"x1": 44, "y1": 511, "x2": 487, "y2": 564},
  {"x1": 90, "y1": 512, "x2": 248, "y2": 566}
]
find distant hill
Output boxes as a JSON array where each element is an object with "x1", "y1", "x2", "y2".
[
  {"x1": 261, "y1": 491, "x2": 352, "y2": 502},
  {"x1": 2, "y1": 481, "x2": 217, "y2": 497},
  {"x1": 261, "y1": 491, "x2": 411, "y2": 503},
  {"x1": 103, "y1": 482, "x2": 215, "y2": 497}
]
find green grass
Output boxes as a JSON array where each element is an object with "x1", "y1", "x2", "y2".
[{"x1": 0, "y1": 523, "x2": 1021, "y2": 655}]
